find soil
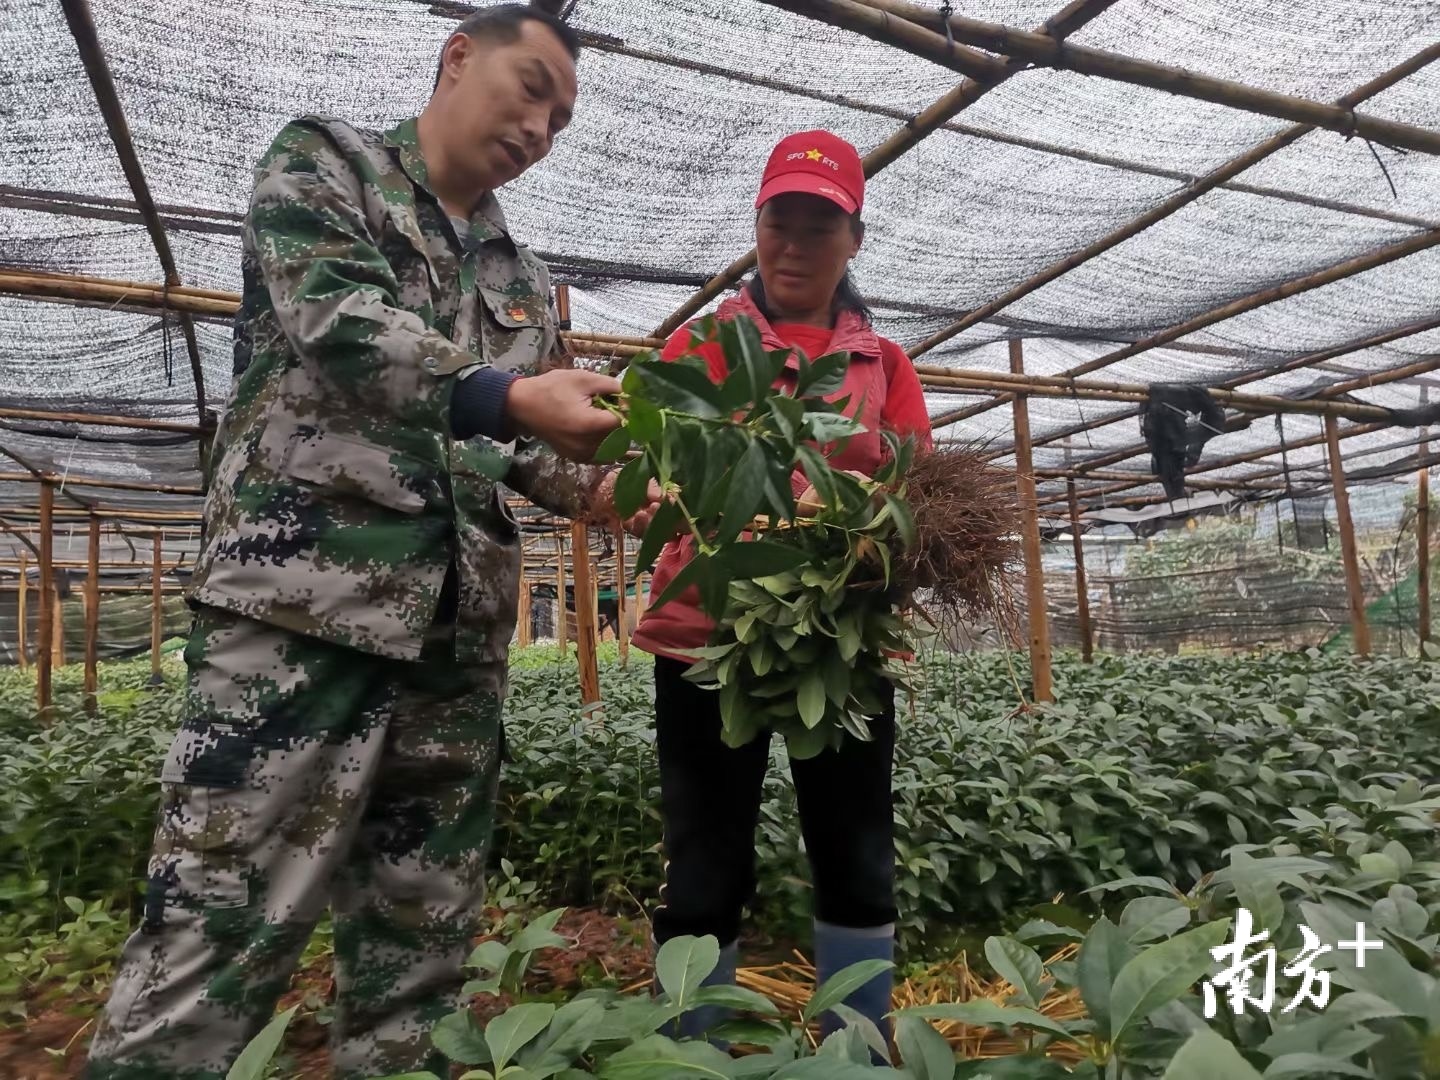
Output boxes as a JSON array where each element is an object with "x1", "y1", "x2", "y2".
[{"x1": 0, "y1": 907, "x2": 788, "y2": 1080}]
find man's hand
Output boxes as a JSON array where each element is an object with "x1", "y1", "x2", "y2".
[
  {"x1": 592, "y1": 469, "x2": 670, "y2": 538},
  {"x1": 506, "y1": 369, "x2": 622, "y2": 462}
]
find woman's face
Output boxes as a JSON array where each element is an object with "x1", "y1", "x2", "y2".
[{"x1": 755, "y1": 193, "x2": 862, "y2": 318}]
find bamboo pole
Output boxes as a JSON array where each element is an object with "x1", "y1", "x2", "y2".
[
  {"x1": 1011, "y1": 342, "x2": 1052, "y2": 702},
  {"x1": 84, "y1": 516, "x2": 100, "y2": 711},
  {"x1": 517, "y1": 581, "x2": 533, "y2": 648},
  {"x1": 1326, "y1": 416, "x2": 1371, "y2": 657},
  {"x1": 150, "y1": 532, "x2": 163, "y2": 681},
  {"x1": 572, "y1": 522, "x2": 601, "y2": 705},
  {"x1": 1067, "y1": 479, "x2": 1093, "y2": 664},
  {"x1": 830, "y1": 0, "x2": 1440, "y2": 155},
  {"x1": 915, "y1": 367, "x2": 1398, "y2": 423},
  {"x1": 635, "y1": 572, "x2": 649, "y2": 627},
  {"x1": 0, "y1": 471, "x2": 205, "y2": 495},
  {"x1": 1420, "y1": 400, "x2": 1431, "y2": 647},
  {"x1": 0, "y1": 404, "x2": 204, "y2": 435},
  {"x1": 652, "y1": 0, "x2": 1117, "y2": 337},
  {"x1": 37, "y1": 482, "x2": 54, "y2": 713},
  {"x1": 16, "y1": 553, "x2": 28, "y2": 670},
  {"x1": 556, "y1": 535, "x2": 568, "y2": 655},
  {"x1": 616, "y1": 528, "x2": 630, "y2": 667},
  {"x1": 52, "y1": 583, "x2": 66, "y2": 668}
]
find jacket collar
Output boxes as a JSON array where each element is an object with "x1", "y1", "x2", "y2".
[
  {"x1": 716, "y1": 287, "x2": 882, "y2": 365},
  {"x1": 384, "y1": 118, "x2": 511, "y2": 247}
]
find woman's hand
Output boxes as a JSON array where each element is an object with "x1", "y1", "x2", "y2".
[
  {"x1": 592, "y1": 469, "x2": 672, "y2": 538},
  {"x1": 797, "y1": 469, "x2": 876, "y2": 515}
]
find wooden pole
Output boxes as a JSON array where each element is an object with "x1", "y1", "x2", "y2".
[
  {"x1": 84, "y1": 515, "x2": 100, "y2": 710},
  {"x1": 16, "y1": 553, "x2": 28, "y2": 670},
  {"x1": 571, "y1": 522, "x2": 601, "y2": 705},
  {"x1": 517, "y1": 581, "x2": 533, "y2": 648},
  {"x1": 1420, "y1": 402, "x2": 1431, "y2": 647},
  {"x1": 37, "y1": 482, "x2": 54, "y2": 713},
  {"x1": 1325, "y1": 416, "x2": 1371, "y2": 657},
  {"x1": 802, "y1": 0, "x2": 1440, "y2": 155},
  {"x1": 1067, "y1": 479, "x2": 1093, "y2": 664},
  {"x1": 150, "y1": 532, "x2": 163, "y2": 680},
  {"x1": 555, "y1": 536, "x2": 568, "y2": 655},
  {"x1": 1011, "y1": 341, "x2": 1052, "y2": 702},
  {"x1": 52, "y1": 583, "x2": 65, "y2": 668},
  {"x1": 616, "y1": 528, "x2": 630, "y2": 667}
]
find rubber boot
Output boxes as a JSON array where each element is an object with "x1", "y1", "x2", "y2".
[
  {"x1": 813, "y1": 920, "x2": 895, "y2": 1053},
  {"x1": 657, "y1": 939, "x2": 739, "y2": 1048}
]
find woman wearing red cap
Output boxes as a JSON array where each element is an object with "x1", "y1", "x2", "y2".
[{"x1": 632, "y1": 130, "x2": 933, "y2": 1046}]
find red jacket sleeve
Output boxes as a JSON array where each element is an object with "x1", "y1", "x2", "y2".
[{"x1": 879, "y1": 339, "x2": 934, "y2": 452}]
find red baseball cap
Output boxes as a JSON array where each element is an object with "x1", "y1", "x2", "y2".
[{"x1": 755, "y1": 130, "x2": 865, "y2": 215}]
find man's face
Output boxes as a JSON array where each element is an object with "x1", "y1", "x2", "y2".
[{"x1": 437, "y1": 20, "x2": 578, "y2": 192}]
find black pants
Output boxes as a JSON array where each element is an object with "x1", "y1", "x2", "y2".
[{"x1": 651, "y1": 656, "x2": 897, "y2": 947}]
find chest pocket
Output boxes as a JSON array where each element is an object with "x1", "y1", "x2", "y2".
[
  {"x1": 478, "y1": 286, "x2": 550, "y2": 374},
  {"x1": 377, "y1": 204, "x2": 444, "y2": 311}
]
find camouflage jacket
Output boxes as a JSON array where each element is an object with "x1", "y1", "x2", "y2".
[{"x1": 189, "y1": 116, "x2": 599, "y2": 669}]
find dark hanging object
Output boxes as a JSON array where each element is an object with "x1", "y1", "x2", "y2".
[{"x1": 1140, "y1": 384, "x2": 1227, "y2": 500}]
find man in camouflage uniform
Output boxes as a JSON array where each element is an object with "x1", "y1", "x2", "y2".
[{"x1": 86, "y1": 8, "x2": 644, "y2": 1078}]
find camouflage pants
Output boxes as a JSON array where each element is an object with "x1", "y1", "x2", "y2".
[{"x1": 86, "y1": 605, "x2": 504, "y2": 1080}]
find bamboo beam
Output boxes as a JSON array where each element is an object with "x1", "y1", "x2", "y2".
[
  {"x1": 0, "y1": 404, "x2": 204, "y2": 435},
  {"x1": 910, "y1": 43, "x2": 1440, "y2": 358},
  {"x1": 933, "y1": 229, "x2": 1440, "y2": 428},
  {"x1": 37, "y1": 482, "x2": 54, "y2": 713},
  {"x1": 84, "y1": 516, "x2": 100, "y2": 711},
  {"x1": 150, "y1": 532, "x2": 164, "y2": 681},
  {"x1": 0, "y1": 471, "x2": 205, "y2": 496},
  {"x1": 1066, "y1": 479, "x2": 1093, "y2": 664},
  {"x1": 1011, "y1": 341, "x2": 1052, "y2": 702},
  {"x1": 0, "y1": 268, "x2": 659, "y2": 356},
  {"x1": 572, "y1": 522, "x2": 601, "y2": 705},
  {"x1": 1326, "y1": 416, "x2": 1371, "y2": 656},
  {"x1": 57, "y1": 0, "x2": 209, "y2": 442},
  {"x1": 851, "y1": 0, "x2": 1440, "y2": 155},
  {"x1": 16, "y1": 553, "x2": 27, "y2": 670},
  {"x1": 1001, "y1": 316, "x2": 1440, "y2": 462},
  {"x1": 653, "y1": 0, "x2": 1118, "y2": 337},
  {"x1": 52, "y1": 583, "x2": 65, "y2": 668}
]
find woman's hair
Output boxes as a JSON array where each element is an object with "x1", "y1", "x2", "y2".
[{"x1": 748, "y1": 212, "x2": 873, "y2": 324}]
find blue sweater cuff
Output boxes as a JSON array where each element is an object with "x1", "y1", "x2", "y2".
[{"x1": 451, "y1": 368, "x2": 520, "y2": 441}]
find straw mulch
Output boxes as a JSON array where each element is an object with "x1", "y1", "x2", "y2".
[{"x1": 736, "y1": 945, "x2": 1086, "y2": 1064}]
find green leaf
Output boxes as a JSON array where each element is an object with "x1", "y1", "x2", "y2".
[
  {"x1": 485, "y1": 1003, "x2": 555, "y2": 1072},
  {"x1": 626, "y1": 396, "x2": 664, "y2": 445},
  {"x1": 795, "y1": 351, "x2": 849, "y2": 398},
  {"x1": 430, "y1": 1009, "x2": 492, "y2": 1066},
  {"x1": 613, "y1": 455, "x2": 653, "y2": 520},
  {"x1": 226, "y1": 1005, "x2": 299, "y2": 1080},
  {"x1": 1109, "y1": 920, "x2": 1231, "y2": 1041},
  {"x1": 1208, "y1": 856, "x2": 1329, "y2": 889},
  {"x1": 592, "y1": 425, "x2": 633, "y2": 464},
  {"x1": 1300, "y1": 901, "x2": 1430, "y2": 1016},
  {"x1": 529, "y1": 997, "x2": 606, "y2": 1060},
  {"x1": 511, "y1": 908, "x2": 568, "y2": 955},
  {"x1": 656, "y1": 935, "x2": 721, "y2": 1010},
  {"x1": 1160, "y1": 1030, "x2": 1263, "y2": 1079},
  {"x1": 688, "y1": 984, "x2": 780, "y2": 1016},
  {"x1": 599, "y1": 1035, "x2": 734, "y2": 1079},
  {"x1": 1118, "y1": 896, "x2": 1192, "y2": 944},
  {"x1": 902, "y1": 1001, "x2": 1073, "y2": 1041},
  {"x1": 718, "y1": 540, "x2": 810, "y2": 579},
  {"x1": 797, "y1": 668, "x2": 827, "y2": 730},
  {"x1": 1261, "y1": 1054, "x2": 1372, "y2": 1078},
  {"x1": 894, "y1": 1014, "x2": 957, "y2": 1080},
  {"x1": 1076, "y1": 917, "x2": 1132, "y2": 1037},
  {"x1": 715, "y1": 441, "x2": 768, "y2": 547},
  {"x1": 634, "y1": 500, "x2": 684, "y2": 576},
  {"x1": 803, "y1": 959, "x2": 894, "y2": 1023},
  {"x1": 633, "y1": 358, "x2": 726, "y2": 418},
  {"x1": 882, "y1": 492, "x2": 917, "y2": 551},
  {"x1": 984, "y1": 937, "x2": 1047, "y2": 1009}
]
